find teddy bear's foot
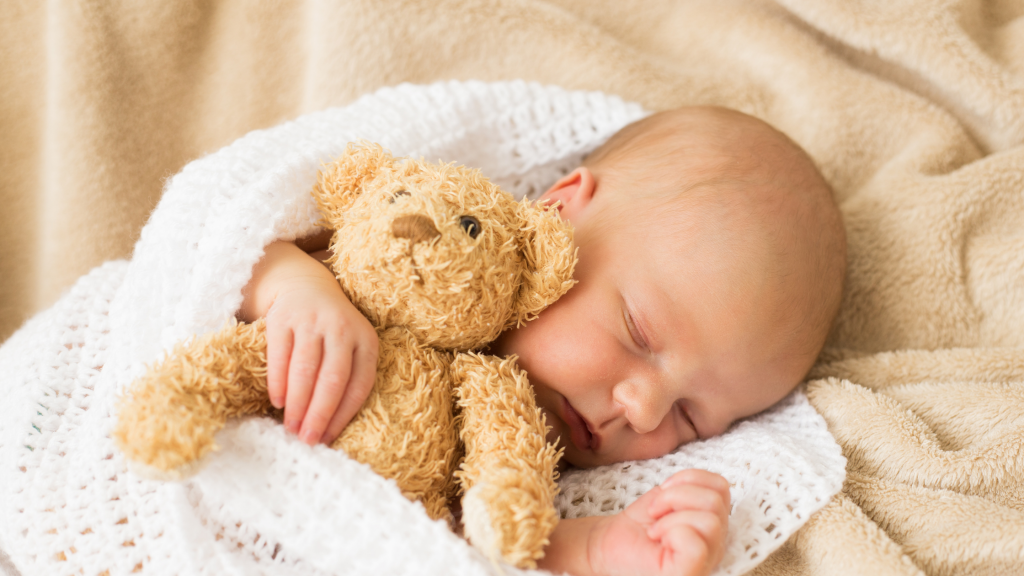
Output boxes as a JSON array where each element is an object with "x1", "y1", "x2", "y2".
[{"x1": 461, "y1": 475, "x2": 560, "y2": 568}]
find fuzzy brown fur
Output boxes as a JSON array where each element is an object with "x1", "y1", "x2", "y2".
[
  {"x1": 113, "y1": 142, "x2": 577, "y2": 568},
  {"x1": 115, "y1": 319, "x2": 276, "y2": 477}
]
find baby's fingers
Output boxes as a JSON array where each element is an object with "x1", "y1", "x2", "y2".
[
  {"x1": 648, "y1": 484, "x2": 729, "y2": 521},
  {"x1": 321, "y1": 334, "x2": 378, "y2": 444},
  {"x1": 283, "y1": 329, "x2": 322, "y2": 437},
  {"x1": 648, "y1": 513, "x2": 716, "y2": 576},
  {"x1": 663, "y1": 470, "x2": 731, "y2": 508},
  {"x1": 298, "y1": 331, "x2": 352, "y2": 445},
  {"x1": 648, "y1": 510, "x2": 724, "y2": 553},
  {"x1": 265, "y1": 324, "x2": 293, "y2": 409}
]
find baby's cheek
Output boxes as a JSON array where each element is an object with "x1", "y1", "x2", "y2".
[
  {"x1": 531, "y1": 390, "x2": 560, "y2": 438},
  {"x1": 620, "y1": 428, "x2": 688, "y2": 463},
  {"x1": 539, "y1": 407, "x2": 562, "y2": 447}
]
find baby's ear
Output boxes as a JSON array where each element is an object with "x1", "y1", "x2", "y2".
[
  {"x1": 513, "y1": 199, "x2": 578, "y2": 326},
  {"x1": 314, "y1": 142, "x2": 396, "y2": 224}
]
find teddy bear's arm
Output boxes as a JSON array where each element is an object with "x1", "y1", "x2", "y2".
[
  {"x1": 114, "y1": 320, "x2": 276, "y2": 479},
  {"x1": 451, "y1": 353, "x2": 562, "y2": 569}
]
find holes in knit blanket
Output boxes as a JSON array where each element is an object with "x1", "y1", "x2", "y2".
[{"x1": 2, "y1": 262, "x2": 139, "y2": 576}]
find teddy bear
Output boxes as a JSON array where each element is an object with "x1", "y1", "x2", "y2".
[{"x1": 113, "y1": 142, "x2": 577, "y2": 568}]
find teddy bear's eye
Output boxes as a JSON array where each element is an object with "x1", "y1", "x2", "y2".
[
  {"x1": 459, "y1": 216, "x2": 481, "y2": 239},
  {"x1": 389, "y1": 190, "x2": 410, "y2": 203}
]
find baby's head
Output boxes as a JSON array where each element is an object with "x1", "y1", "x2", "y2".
[{"x1": 491, "y1": 106, "x2": 846, "y2": 468}]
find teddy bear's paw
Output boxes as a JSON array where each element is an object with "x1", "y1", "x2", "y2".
[
  {"x1": 116, "y1": 424, "x2": 219, "y2": 479},
  {"x1": 462, "y1": 484, "x2": 502, "y2": 565},
  {"x1": 114, "y1": 397, "x2": 225, "y2": 475},
  {"x1": 461, "y1": 479, "x2": 558, "y2": 569}
]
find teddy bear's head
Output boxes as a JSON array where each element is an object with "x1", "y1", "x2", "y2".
[{"x1": 314, "y1": 143, "x2": 577, "y2": 351}]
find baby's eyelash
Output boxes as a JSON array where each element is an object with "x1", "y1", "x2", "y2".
[{"x1": 622, "y1": 309, "x2": 648, "y2": 351}]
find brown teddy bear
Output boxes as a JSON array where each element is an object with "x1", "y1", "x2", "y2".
[{"x1": 113, "y1": 142, "x2": 577, "y2": 568}]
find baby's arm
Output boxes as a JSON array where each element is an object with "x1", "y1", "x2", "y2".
[
  {"x1": 539, "y1": 470, "x2": 730, "y2": 576},
  {"x1": 238, "y1": 238, "x2": 378, "y2": 446}
]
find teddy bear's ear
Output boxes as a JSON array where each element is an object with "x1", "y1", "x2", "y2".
[
  {"x1": 512, "y1": 199, "x2": 578, "y2": 326},
  {"x1": 314, "y1": 142, "x2": 396, "y2": 224}
]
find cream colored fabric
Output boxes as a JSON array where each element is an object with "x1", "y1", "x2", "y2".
[{"x1": 2, "y1": 1, "x2": 1022, "y2": 574}]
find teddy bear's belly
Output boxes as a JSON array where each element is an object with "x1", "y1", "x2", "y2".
[{"x1": 331, "y1": 327, "x2": 458, "y2": 522}]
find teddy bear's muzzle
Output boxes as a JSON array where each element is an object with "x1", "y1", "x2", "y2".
[{"x1": 392, "y1": 214, "x2": 441, "y2": 245}]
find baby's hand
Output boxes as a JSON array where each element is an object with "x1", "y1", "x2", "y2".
[
  {"x1": 264, "y1": 275, "x2": 378, "y2": 446},
  {"x1": 591, "y1": 469, "x2": 730, "y2": 576}
]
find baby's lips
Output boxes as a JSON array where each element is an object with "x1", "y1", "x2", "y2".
[{"x1": 585, "y1": 418, "x2": 602, "y2": 452}]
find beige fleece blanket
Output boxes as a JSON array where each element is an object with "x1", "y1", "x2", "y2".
[{"x1": 2, "y1": 1, "x2": 1022, "y2": 574}]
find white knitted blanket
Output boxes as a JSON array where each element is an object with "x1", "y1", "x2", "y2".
[{"x1": 0, "y1": 81, "x2": 845, "y2": 576}]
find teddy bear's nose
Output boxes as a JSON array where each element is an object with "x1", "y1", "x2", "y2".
[{"x1": 391, "y1": 214, "x2": 441, "y2": 244}]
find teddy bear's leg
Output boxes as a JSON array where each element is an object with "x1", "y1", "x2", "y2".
[
  {"x1": 114, "y1": 319, "x2": 275, "y2": 479},
  {"x1": 451, "y1": 353, "x2": 562, "y2": 569},
  {"x1": 332, "y1": 327, "x2": 459, "y2": 523}
]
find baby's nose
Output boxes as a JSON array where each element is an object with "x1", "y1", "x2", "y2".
[
  {"x1": 613, "y1": 381, "x2": 668, "y2": 435},
  {"x1": 391, "y1": 214, "x2": 440, "y2": 244}
]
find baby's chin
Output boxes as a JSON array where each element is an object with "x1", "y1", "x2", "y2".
[
  {"x1": 558, "y1": 448, "x2": 609, "y2": 470},
  {"x1": 555, "y1": 447, "x2": 584, "y2": 471}
]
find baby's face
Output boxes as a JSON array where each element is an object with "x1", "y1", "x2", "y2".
[{"x1": 490, "y1": 172, "x2": 811, "y2": 468}]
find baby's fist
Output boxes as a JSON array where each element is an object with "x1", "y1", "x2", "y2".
[{"x1": 592, "y1": 469, "x2": 731, "y2": 576}]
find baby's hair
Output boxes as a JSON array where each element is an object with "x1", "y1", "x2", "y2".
[{"x1": 581, "y1": 107, "x2": 847, "y2": 368}]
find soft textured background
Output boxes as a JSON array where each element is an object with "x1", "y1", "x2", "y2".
[
  {"x1": 4, "y1": 0, "x2": 1024, "y2": 345},
  {"x1": 2, "y1": 1, "x2": 1023, "y2": 575}
]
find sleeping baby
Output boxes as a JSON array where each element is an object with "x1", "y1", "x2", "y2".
[{"x1": 237, "y1": 106, "x2": 847, "y2": 576}]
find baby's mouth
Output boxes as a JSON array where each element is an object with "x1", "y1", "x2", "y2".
[{"x1": 561, "y1": 397, "x2": 598, "y2": 452}]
